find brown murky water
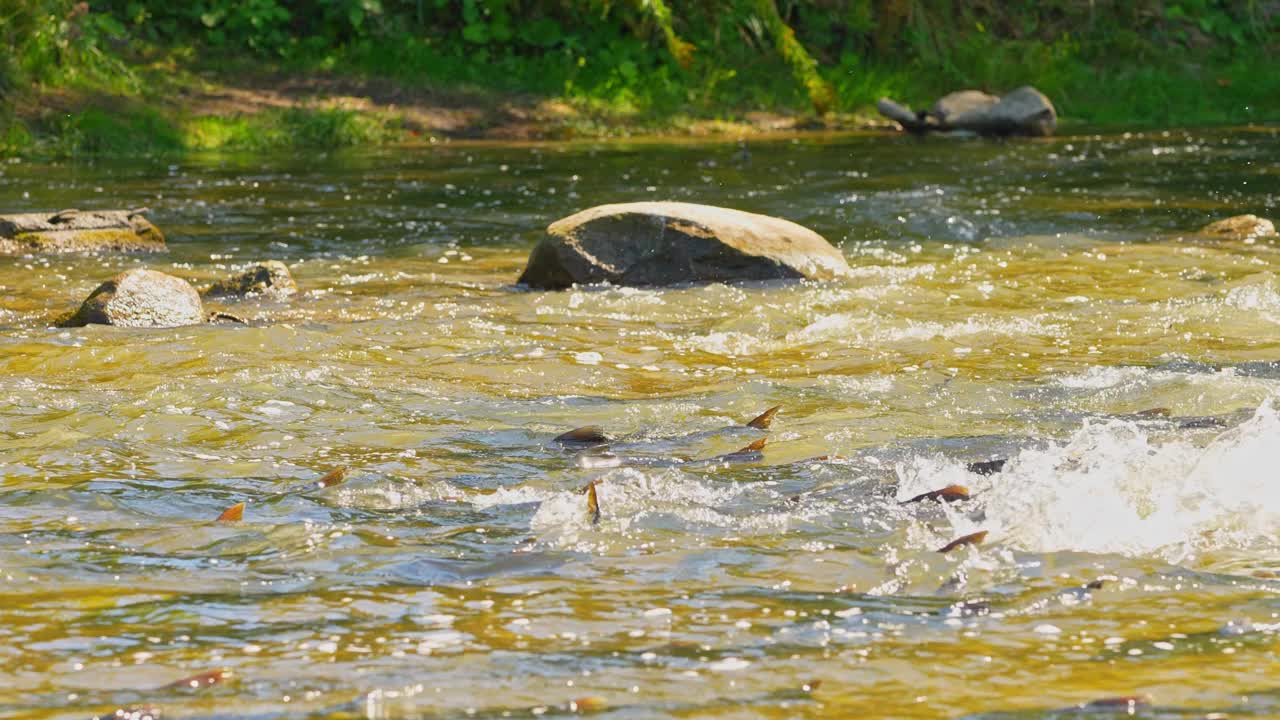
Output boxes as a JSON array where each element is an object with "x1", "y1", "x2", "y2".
[{"x1": 2, "y1": 127, "x2": 1280, "y2": 719}]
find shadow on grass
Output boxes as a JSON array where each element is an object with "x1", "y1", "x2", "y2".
[{"x1": 8, "y1": 100, "x2": 406, "y2": 158}]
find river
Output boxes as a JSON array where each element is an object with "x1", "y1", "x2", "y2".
[{"x1": 1, "y1": 127, "x2": 1279, "y2": 718}]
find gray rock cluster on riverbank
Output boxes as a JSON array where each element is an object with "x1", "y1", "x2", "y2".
[{"x1": 877, "y1": 86, "x2": 1057, "y2": 137}]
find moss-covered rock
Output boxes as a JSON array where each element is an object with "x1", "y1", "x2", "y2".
[
  {"x1": 0, "y1": 209, "x2": 165, "y2": 254},
  {"x1": 1198, "y1": 215, "x2": 1277, "y2": 242}
]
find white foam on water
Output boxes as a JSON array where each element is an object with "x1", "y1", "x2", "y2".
[
  {"x1": 785, "y1": 312, "x2": 1058, "y2": 346},
  {"x1": 1054, "y1": 365, "x2": 1150, "y2": 390},
  {"x1": 675, "y1": 331, "x2": 769, "y2": 357},
  {"x1": 1224, "y1": 282, "x2": 1280, "y2": 320},
  {"x1": 511, "y1": 467, "x2": 789, "y2": 549},
  {"x1": 901, "y1": 400, "x2": 1280, "y2": 560},
  {"x1": 338, "y1": 479, "x2": 463, "y2": 510}
]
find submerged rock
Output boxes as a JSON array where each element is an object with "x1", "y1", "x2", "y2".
[
  {"x1": 517, "y1": 201, "x2": 849, "y2": 289},
  {"x1": 58, "y1": 268, "x2": 204, "y2": 328},
  {"x1": 203, "y1": 260, "x2": 298, "y2": 299},
  {"x1": 0, "y1": 208, "x2": 165, "y2": 254},
  {"x1": 1198, "y1": 214, "x2": 1277, "y2": 242},
  {"x1": 877, "y1": 86, "x2": 1056, "y2": 137}
]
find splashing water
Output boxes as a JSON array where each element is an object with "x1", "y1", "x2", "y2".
[{"x1": 898, "y1": 399, "x2": 1280, "y2": 560}]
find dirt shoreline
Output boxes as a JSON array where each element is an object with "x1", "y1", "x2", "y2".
[
  {"x1": 14, "y1": 68, "x2": 895, "y2": 146},
  {"x1": 181, "y1": 71, "x2": 895, "y2": 140}
]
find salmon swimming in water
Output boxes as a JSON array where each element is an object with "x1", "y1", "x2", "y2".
[
  {"x1": 555, "y1": 406, "x2": 779, "y2": 468},
  {"x1": 554, "y1": 406, "x2": 780, "y2": 447},
  {"x1": 902, "y1": 484, "x2": 971, "y2": 504},
  {"x1": 553, "y1": 426, "x2": 611, "y2": 445},
  {"x1": 937, "y1": 530, "x2": 988, "y2": 554},
  {"x1": 575, "y1": 437, "x2": 770, "y2": 469}
]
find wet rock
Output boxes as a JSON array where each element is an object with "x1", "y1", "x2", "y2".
[
  {"x1": 877, "y1": 86, "x2": 1056, "y2": 137},
  {"x1": 930, "y1": 90, "x2": 1000, "y2": 123},
  {"x1": 0, "y1": 208, "x2": 165, "y2": 254},
  {"x1": 1198, "y1": 214, "x2": 1277, "y2": 242},
  {"x1": 202, "y1": 260, "x2": 298, "y2": 298},
  {"x1": 58, "y1": 269, "x2": 204, "y2": 328},
  {"x1": 517, "y1": 201, "x2": 849, "y2": 289}
]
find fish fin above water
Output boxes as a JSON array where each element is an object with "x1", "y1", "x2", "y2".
[
  {"x1": 937, "y1": 530, "x2": 988, "y2": 553},
  {"x1": 555, "y1": 426, "x2": 611, "y2": 445},
  {"x1": 1135, "y1": 407, "x2": 1172, "y2": 417},
  {"x1": 317, "y1": 466, "x2": 349, "y2": 488},
  {"x1": 729, "y1": 437, "x2": 768, "y2": 455},
  {"x1": 584, "y1": 480, "x2": 601, "y2": 525},
  {"x1": 745, "y1": 405, "x2": 781, "y2": 429},
  {"x1": 903, "y1": 484, "x2": 971, "y2": 504},
  {"x1": 966, "y1": 458, "x2": 1006, "y2": 476},
  {"x1": 215, "y1": 502, "x2": 244, "y2": 522}
]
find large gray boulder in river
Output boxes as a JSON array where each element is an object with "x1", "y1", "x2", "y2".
[
  {"x1": 517, "y1": 201, "x2": 850, "y2": 289},
  {"x1": 58, "y1": 268, "x2": 204, "y2": 328},
  {"x1": 877, "y1": 86, "x2": 1057, "y2": 137},
  {"x1": 0, "y1": 208, "x2": 165, "y2": 254},
  {"x1": 202, "y1": 260, "x2": 299, "y2": 299}
]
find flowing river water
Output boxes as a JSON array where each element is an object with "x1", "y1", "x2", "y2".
[{"x1": 1, "y1": 127, "x2": 1279, "y2": 719}]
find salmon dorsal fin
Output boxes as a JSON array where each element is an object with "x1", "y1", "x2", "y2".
[
  {"x1": 937, "y1": 530, "x2": 988, "y2": 554},
  {"x1": 745, "y1": 405, "x2": 781, "y2": 429},
  {"x1": 729, "y1": 437, "x2": 768, "y2": 455},
  {"x1": 215, "y1": 502, "x2": 244, "y2": 522},
  {"x1": 317, "y1": 466, "x2": 349, "y2": 488},
  {"x1": 903, "y1": 484, "x2": 970, "y2": 504},
  {"x1": 555, "y1": 426, "x2": 610, "y2": 444},
  {"x1": 585, "y1": 480, "x2": 601, "y2": 525}
]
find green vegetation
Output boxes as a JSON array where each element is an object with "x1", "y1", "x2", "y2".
[{"x1": 1, "y1": 0, "x2": 1277, "y2": 156}]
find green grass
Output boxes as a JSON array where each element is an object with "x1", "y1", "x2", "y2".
[
  {"x1": 6, "y1": 102, "x2": 409, "y2": 159},
  {"x1": 51, "y1": 106, "x2": 184, "y2": 156},
  {"x1": 185, "y1": 107, "x2": 404, "y2": 152},
  {"x1": 0, "y1": 9, "x2": 1276, "y2": 158}
]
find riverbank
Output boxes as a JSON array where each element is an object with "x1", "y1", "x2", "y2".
[
  {"x1": 1, "y1": 59, "x2": 884, "y2": 159},
  {"x1": 5, "y1": 57, "x2": 1277, "y2": 159},
  {"x1": 2, "y1": 2, "x2": 1277, "y2": 158}
]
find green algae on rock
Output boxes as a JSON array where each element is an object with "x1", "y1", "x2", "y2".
[
  {"x1": 1198, "y1": 214, "x2": 1277, "y2": 242},
  {"x1": 517, "y1": 201, "x2": 849, "y2": 290},
  {"x1": 0, "y1": 209, "x2": 165, "y2": 254},
  {"x1": 58, "y1": 268, "x2": 204, "y2": 328}
]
